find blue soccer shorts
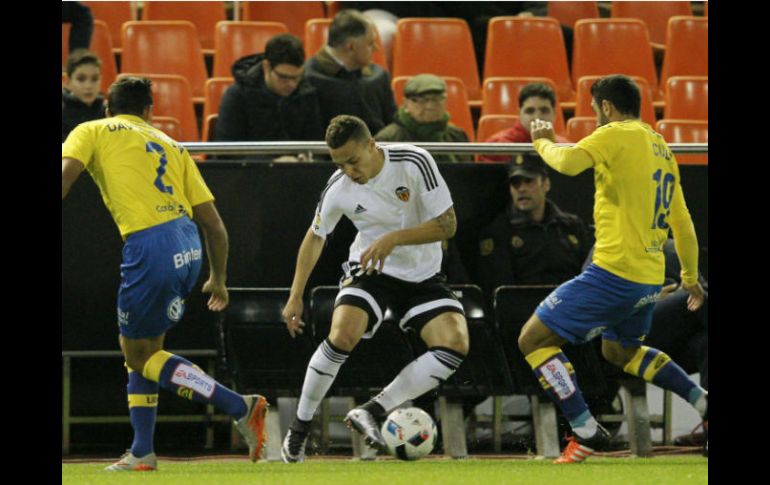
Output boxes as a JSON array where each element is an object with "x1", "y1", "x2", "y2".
[
  {"x1": 535, "y1": 264, "x2": 663, "y2": 348},
  {"x1": 117, "y1": 217, "x2": 203, "y2": 339}
]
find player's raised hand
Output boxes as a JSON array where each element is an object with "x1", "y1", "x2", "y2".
[
  {"x1": 530, "y1": 118, "x2": 556, "y2": 142},
  {"x1": 681, "y1": 280, "x2": 705, "y2": 312},
  {"x1": 360, "y1": 233, "x2": 397, "y2": 274},
  {"x1": 202, "y1": 278, "x2": 229, "y2": 311},
  {"x1": 282, "y1": 296, "x2": 306, "y2": 338}
]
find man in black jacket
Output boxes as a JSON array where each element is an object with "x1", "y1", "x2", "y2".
[
  {"x1": 477, "y1": 153, "x2": 594, "y2": 294},
  {"x1": 216, "y1": 34, "x2": 324, "y2": 159},
  {"x1": 304, "y1": 9, "x2": 397, "y2": 135}
]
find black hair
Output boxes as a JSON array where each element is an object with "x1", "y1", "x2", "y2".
[
  {"x1": 328, "y1": 9, "x2": 370, "y2": 48},
  {"x1": 66, "y1": 49, "x2": 101, "y2": 78},
  {"x1": 325, "y1": 115, "x2": 371, "y2": 149},
  {"x1": 518, "y1": 82, "x2": 557, "y2": 108},
  {"x1": 590, "y1": 74, "x2": 641, "y2": 117},
  {"x1": 265, "y1": 33, "x2": 305, "y2": 67},
  {"x1": 107, "y1": 77, "x2": 153, "y2": 116}
]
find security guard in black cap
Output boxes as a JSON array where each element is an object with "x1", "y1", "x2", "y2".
[{"x1": 477, "y1": 152, "x2": 594, "y2": 296}]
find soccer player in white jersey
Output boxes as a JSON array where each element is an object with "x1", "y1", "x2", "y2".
[
  {"x1": 62, "y1": 77, "x2": 268, "y2": 471},
  {"x1": 280, "y1": 115, "x2": 469, "y2": 462}
]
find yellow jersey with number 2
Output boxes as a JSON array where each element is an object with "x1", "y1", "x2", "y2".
[{"x1": 62, "y1": 114, "x2": 213, "y2": 238}]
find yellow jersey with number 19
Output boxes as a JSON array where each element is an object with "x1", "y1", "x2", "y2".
[
  {"x1": 574, "y1": 120, "x2": 694, "y2": 285},
  {"x1": 62, "y1": 114, "x2": 214, "y2": 238}
]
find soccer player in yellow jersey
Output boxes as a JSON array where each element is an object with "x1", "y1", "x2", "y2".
[
  {"x1": 62, "y1": 77, "x2": 268, "y2": 471},
  {"x1": 518, "y1": 75, "x2": 708, "y2": 463}
]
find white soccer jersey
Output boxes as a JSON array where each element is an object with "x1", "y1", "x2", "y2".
[{"x1": 311, "y1": 144, "x2": 454, "y2": 282}]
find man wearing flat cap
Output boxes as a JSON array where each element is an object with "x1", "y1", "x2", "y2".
[
  {"x1": 375, "y1": 74, "x2": 471, "y2": 162},
  {"x1": 477, "y1": 152, "x2": 593, "y2": 295}
]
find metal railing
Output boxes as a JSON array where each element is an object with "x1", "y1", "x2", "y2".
[
  {"x1": 180, "y1": 141, "x2": 708, "y2": 157},
  {"x1": 61, "y1": 349, "x2": 230, "y2": 454}
]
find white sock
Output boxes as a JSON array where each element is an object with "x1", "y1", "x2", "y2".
[
  {"x1": 373, "y1": 347, "x2": 464, "y2": 414},
  {"x1": 571, "y1": 415, "x2": 599, "y2": 440},
  {"x1": 693, "y1": 389, "x2": 708, "y2": 418},
  {"x1": 296, "y1": 339, "x2": 349, "y2": 421}
]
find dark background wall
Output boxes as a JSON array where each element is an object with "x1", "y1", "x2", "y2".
[{"x1": 62, "y1": 162, "x2": 707, "y2": 351}]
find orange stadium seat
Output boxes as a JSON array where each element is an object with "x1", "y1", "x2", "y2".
[
  {"x1": 611, "y1": 1, "x2": 692, "y2": 46},
  {"x1": 392, "y1": 76, "x2": 475, "y2": 141},
  {"x1": 566, "y1": 116, "x2": 598, "y2": 142},
  {"x1": 202, "y1": 114, "x2": 219, "y2": 143},
  {"x1": 243, "y1": 1, "x2": 325, "y2": 42},
  {"x1": 659, "y1": 17, "x2": 708, "y2": 90},
  {"x1": 151, "y1": 116, "x2": 183, "y2": 140},
  {"x1": 62, "y1": 21, "x2": 118, "y2": 95},
  {"x1": 481, "y1": 77, "x2": 565, "y2": 134},
  {"x1": 655, "y1": 119, "x2": 708, "y2": 165},
  {"x1": 547, "y1": 1, "x2": 599, "y2": 28},
  {"x1": 141, "y1": 1, "x2": 226, "y2": 53},
  {"x1": 203, "y1": 77, "x2": 234, "y2": 127},
  {"x1": 704, "y1": 2, "x2": 708, "y2": 17},
  {"x1": 484, "y1": 17, "x2": 574, "y2": 104},
  {"x1": 304, "y1": 18, "x2": 388, "y2": 70},
  {"x1": 575, "y1": 75, "x2": 656, "y2": 126},
  {"x1": 213, "y1": 21, "x2": 288, "y2": 78},
  {"x1": 121, "y1": 21, "x2": 208, "y2": 102},
  {"x1": 573, "y1": 19, "x2": 662, "y2": 100},
  {"x1": 664, "y1": 76, "x2": 708, "y2": 120},
  {"x1": 393, "y1": 18, "x2": 481, "y2": 102},
  {"x1": 118, "y1": 73, "x2": 199, "y2": 141},
  {"x1": 476, "y1": 114, "x2": 519, "y2": 142},
  {"x1": 62, "y1": 24, "x2": 69, "y2": 68},
  {"x1": 82, "y1": 1, "x2": 135, "y2": 53}
]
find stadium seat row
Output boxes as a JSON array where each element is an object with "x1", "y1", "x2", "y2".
[{"x1": 64, "y1": 11, "x2": 707, "y2": 106}]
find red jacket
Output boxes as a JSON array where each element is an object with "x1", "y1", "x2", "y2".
[{"x1": 478, "y1": 120, "x2": 570, "y2": 164}]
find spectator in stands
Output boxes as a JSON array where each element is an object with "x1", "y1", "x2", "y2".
[
  {"x1": 62, "y1": 76, "x2": 268, "y2": 471},
  {"x1": 215, "y1": 34, "x2": 323, "y2": 161},
  {"x1": 477, "y1": 153, "x2": 593, "y2": 294},
  {"x1": 62, "y1": 1, "x2": 94, "y2": 53},
  {"x1": 304, "y1": 9, "x2": 397, "y2": 135},
  {"x1": 62, "y1": 49, "x2": 106, "y2": 142},
  {"x1": 479, "y1": 83, "x2": 570, "y2": 164},
  {"x1": 374, "y1": 74, "x2": 471, "y2": 162}
]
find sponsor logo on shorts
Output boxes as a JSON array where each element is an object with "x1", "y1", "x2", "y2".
[
  {"x1": 313, "y1": 213, "x2": 322, "y2": 232},
  {"x1": 542, "y1": 293, "x2": 563, "y2": 310},
  {"x1": 171, "y1": 363, "x2": 215, "y2": 398},
  {"x1": 118, "y1": 308, "x2": 130, "y2": 326},
  {"x1": 167, "y1": 297, "x2": 185, "y2": 322},
  {"x1": 542, "y1": 358, "x2": 575, "y2": 400},
  {"x1": 634, "y1": 291, "x2": 661, "y2": 309},
  {"x1": 173, "y1": 248, "x2": 202, "y2": 269}
]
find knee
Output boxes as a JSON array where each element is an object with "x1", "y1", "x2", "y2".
[
  {"x1": 125, "y1": 354, "x2": 150, "y2": 374},
  {"x1": 328, "y1": 329, "x2": 360, "y2": 353},
  {"x1": 444, "y1": 326, "x2": 469, "y2": 356},
  {"x1": 602, "y1": 344, "x2": 637, "y2": 369}
]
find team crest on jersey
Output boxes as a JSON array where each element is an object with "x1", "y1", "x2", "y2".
[
  {"x1": 395, "y1": 186, "x2": 410, "y2": 202},
  {"x1": 568, "y1": 234, "x2": 579, "y2": 246},
  {"x1": 511, "y1": 236, "x2": 524, "y2": 248}
]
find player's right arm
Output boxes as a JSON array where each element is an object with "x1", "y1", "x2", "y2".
[
  {"x1": 282, "y1": 228, "x2": 326, "y2": 337},
  {"x1": 193, "y1": 201, "x2": 230, "y2": 312},
  {"x1": 62, "y1": 157, "x2": 85, "y2": 200}
]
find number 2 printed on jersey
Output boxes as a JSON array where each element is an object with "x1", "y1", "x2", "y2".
[{"x1": 146, "y1": 142, "x2": 174, "y2": 195}]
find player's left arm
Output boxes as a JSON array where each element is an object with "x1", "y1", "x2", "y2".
[
  {"x1": 62, "y1": 157, "x2": 85, "y2": 200},
  {"x1": 667, "y1": 180, "x2": 704, "y2": 311},
  {"x1": 531, "y1": 119, "x2": 595, "y2": 176},
  {"x1": 360, "y1": 206, "x2": 456, "y2": 274}
]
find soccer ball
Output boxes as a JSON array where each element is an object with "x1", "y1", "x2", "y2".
[{"x1": 380, "y1": 407, "x2": 437, "y2": 460}]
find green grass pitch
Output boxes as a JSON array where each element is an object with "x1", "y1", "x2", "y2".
[{"x1": 63, "y1": 455, "x2": 707, "y2": 485}]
